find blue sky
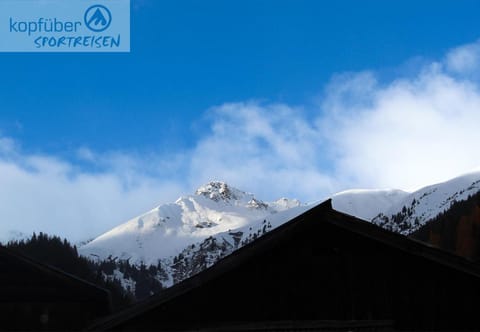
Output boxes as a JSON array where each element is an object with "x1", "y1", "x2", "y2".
[
  {"x1": 2, "y1": 0, "x2": 480, "y2": 241},
  {"x1": 2, "y1": 0, "x2": 480, "y2": 153}
]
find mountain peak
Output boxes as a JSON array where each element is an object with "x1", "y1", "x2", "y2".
[
  {"x1": 81, "y1": 181, "x2": 310, "y2": 267},
  {"x1": 195, "y1": 181, "x2": 243, "y2": 202}
]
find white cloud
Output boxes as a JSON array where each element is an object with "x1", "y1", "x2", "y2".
[
  {"x1": 321, "y1": 66, "x2": 480, "y2": 191},
  {"x1": 187, "y1": 41, "x2": 480, "y2": 197},
  {"x1": 187, "y1": 102, "x2": 336, "y2": 201},
  {"x1": 0, "y1": 146, "x2": 187, "y2": 243},
  {"x1": 3, "y1": 39, "x2": 480, "y2": 242},
  {"x1": 76, "y1": 147, "x2": 96, "y2": 162},
  {"x1": 0, "y1": 137, "x2": 17, "y2": 155},
  {"x1": 446, "y1": 39, "x2": 480, "y2": 75}
]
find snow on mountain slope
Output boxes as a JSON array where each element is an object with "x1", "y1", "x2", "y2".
[
  {"x1": 332, "y1": 189, "x2": 409, "y2": 220},
  {"x1": 77, "y1": 172, "x2": 480, "y2": 297},
  {"x1": 79, "y1": 182, "x2": 309, "y2": 266},
  {"x1": 371, "y1": 170, "x2": 480, "y2": 234},
  {"x1": 165, "y1": 203, "x2": 313, "y2": 286}
]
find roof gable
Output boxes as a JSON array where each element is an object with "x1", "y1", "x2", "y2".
[{"x1": 90, "y1": 199, "x2": 480, "y2": 330}]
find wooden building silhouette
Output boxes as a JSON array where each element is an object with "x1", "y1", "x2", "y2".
[
  {"x1": 0, "y1": 245, "x2": 112, "y2": 331},
  {"x1": 91, "y1": 200, "x2": 480, "y2": 331}
]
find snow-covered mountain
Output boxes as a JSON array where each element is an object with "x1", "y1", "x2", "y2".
[
  {"x1": 79, "y1": 182, "x2": 313, "y2": 288},
  {"x1": 79, "y1": 171, "x2": 480, "y2": 297},
  {"x1": 371, "y1": 171, "x2": 480, "y2": 234},
  {"x1": 332, "y1": 189, "x2": 409, "y2": 220},
  {"x1": 332, "y1": 170, "x2": 480, "y2": 235}
]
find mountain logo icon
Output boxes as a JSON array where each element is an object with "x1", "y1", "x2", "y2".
[{"x1": 84, "y1": 5, "x2": 112, "y2": 32}]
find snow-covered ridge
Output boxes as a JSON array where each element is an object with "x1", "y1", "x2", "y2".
[
  {"x1": 82, "y1": 172, "x2": 480, "y2": 269},
  {"x1": 332, "y1": 171, "x2": 480, "y2": 235},
  {"x1": 332, "y1": 189, "x2": 409, "y2": 220},
  {"x1": 371, "y1": 171, "x2": 480, "y2": 234},
  {"x1": 78, "y1": 172, "x2": 480, "y2": 296},
  {"x1": 79, "y1": 182, "x2": 307, "y2": 266}
]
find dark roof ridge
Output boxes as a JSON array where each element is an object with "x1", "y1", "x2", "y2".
[{"x1": 88, "y1": 199, "x2": 480, "y2": 330}]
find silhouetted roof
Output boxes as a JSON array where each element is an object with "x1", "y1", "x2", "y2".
[
  {"x1": 0, "y1": 244, "x2": 112, "y2": 303},
  {"x1": 89, "y1": 199, "x2": 480, "y2": 330}
]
